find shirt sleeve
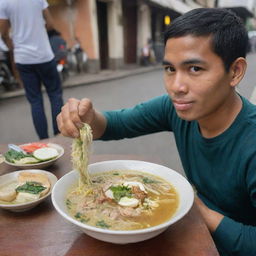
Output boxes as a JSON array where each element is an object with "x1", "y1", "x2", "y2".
[
  {"x1": 212, "y1": 216, "x2": 256, "y2": 256},
  {"x1": 42, "y1": 0, "x2": 49, "y2": 10},
  {"x1": 0, "y1": 1, "x2": 8, "y2": 19},
  {"x1": 212, "y1": 159, "x2": 256, "y2": 256},
  {"x1": 100, "y1": 94, "x2": 174, "y2": 140}
]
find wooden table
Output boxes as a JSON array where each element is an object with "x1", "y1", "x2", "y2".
[{"x1": 0, "y1": 137, "x2": 219, "y2": 256}]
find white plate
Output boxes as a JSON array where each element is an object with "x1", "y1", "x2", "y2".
[
  {"x1": 52, "y1": 160, "x2": 194, "y2": 244},
  {"x1": 4, "y1": 143, "x2": 64, "y2": 169},
  {"x1": 0, "y1": 169, "x2": 58, "y2": 212}
]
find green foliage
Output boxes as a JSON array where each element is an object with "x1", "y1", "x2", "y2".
[
  {"x1": 4, "y1": 149, "x2": 28, "y2": 163},
  {"x1": 16, "y1": 182, "x2": 46, "y2": 195},
  {"x1": 74, "y1": 212, "x2": 90, "y2": 223},
  {"x1": 110, "y1": 185, "x2": 132, "y2": 202},
  {"x1": 96, "y1": 220, "x2": 110, "y2": 229},
  {"x1": 142, "y1": 177, "x2": 158, "y2": 184}
]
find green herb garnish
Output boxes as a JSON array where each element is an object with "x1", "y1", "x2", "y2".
[
  {"x1": 110, "y1": 185, "x2": 132, "y2": 202},
  {"x1": 142, "y1": 177, "x2": 158, "y2": 184},
  {"x1": 74, "y1": 212, "x2": 90, "y2": 223},
  {"x1": 96, "y1": 220, "x2": 110, "y2": 229},
  {"x1": 66, "y1": 199, "x2": 72, "y2": 209},
  {"x1": 16, "y1": 181, "x2": 46, "y2": 194},
  {"x1": 74, "y1": 212, "x2": 82, "y2": 218},
  {"x1": 4, "y1": 149, "x2": 28, "y2": 163}
]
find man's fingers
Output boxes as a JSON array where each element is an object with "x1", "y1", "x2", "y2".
[
  {"x1": 79, "y1": 99, "x2": 91, "y2": 117},
  {"x1": 68, "y1": 98, "x2": 84, "y2": 127},
  {"x1": 56, "y1": 97, "x2": 95, "y2": 138},
  {"x1": 57, "y1": 112, "x2": 80, "y2": 138},
  {"x1": 57, "y1": 99, "x2": 81, "y2": 137}
]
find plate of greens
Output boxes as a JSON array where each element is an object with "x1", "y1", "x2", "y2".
[{"x1": 4, "y1": 142, "x2": 64, "y2": 169}]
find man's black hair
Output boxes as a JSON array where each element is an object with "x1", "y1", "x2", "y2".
[{"x1": 164, "y1": 8, "x2": 249, "y2": 71}]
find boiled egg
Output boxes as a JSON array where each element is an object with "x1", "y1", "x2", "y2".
[
  {"x1": 118, "y1": 197, "x2": 139, "y2": 207},
  {"x1": 104, "y1": 189, "x2": 114, "y2": 199}
]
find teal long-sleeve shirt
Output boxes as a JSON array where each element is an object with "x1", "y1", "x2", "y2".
[{"x1": 101, "y1": 94, "x2": 256, "y2": 256}]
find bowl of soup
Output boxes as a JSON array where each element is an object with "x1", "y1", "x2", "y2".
[{"x1": 51, "y1": 160, "x2": 194, "y2": 244}]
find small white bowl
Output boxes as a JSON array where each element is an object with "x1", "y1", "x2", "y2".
[
  {"x1": 0, "y1": 169, "x2": 58, "y2": 212},
  {"x1": 52, "y1": 160, "x2": 194, "y2": 244},
  {"x1": 4, "y1": 143, "x2": 64, "y2": 169}
]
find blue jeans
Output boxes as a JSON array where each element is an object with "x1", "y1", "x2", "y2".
[{"x1": 16, "y1": 59, "x2": 63, "y2": 139}]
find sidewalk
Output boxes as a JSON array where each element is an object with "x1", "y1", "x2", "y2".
[{"x1": 0, "y1": 64, "x2": 162, "y2": 100}]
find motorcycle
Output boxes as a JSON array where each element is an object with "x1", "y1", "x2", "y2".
[
  {"x1": 56, "y1": 51, "x2": 69, "y2": 82},
  {"x1": 0, "y1": 51, "x2": 16, "y2": 91}
]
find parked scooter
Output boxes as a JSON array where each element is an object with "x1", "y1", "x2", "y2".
[
  {"x1": 0, "y1": 51, "x2": 16, "y2": 91},
  {"x1": 55, "y1": 45, "x2": 69, "y2": 82}
]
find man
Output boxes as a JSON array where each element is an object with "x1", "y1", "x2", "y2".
[
  {"x1": 0, "y1": 0, "x2": 63, "y2": 139},
  {"x1": 57, "y1": 8, "x2": 256, "y2": 256}
]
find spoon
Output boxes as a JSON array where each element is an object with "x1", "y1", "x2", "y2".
[{"x1": 8, "y1": 144, "x2": 27, "y2": 154}]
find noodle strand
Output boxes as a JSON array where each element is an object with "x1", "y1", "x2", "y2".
[{"x1": 71, "y1": 123, "x2": 93, "y2": 187}]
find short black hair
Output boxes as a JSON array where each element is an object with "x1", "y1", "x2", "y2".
[{"x1": 164, "y1": 8, "x2": 249, "y2": 71}]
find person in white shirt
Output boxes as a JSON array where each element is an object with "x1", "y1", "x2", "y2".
[{"x1": 0, "y1": 0, "x2": 63, "y2": 139}]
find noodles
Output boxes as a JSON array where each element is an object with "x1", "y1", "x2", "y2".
[
  {"x1": 68, "y1": 125, "x2": 179, "y2": 231},
  {"x1": 71, "y1": 123, "x2": 93, "y2": 188},
  {"x1": 66, "y1": 170, "x2": 179, "y2": 231}
]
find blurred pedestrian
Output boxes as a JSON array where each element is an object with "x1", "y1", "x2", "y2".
[
  {"x1": 140, "y1": 41, "x2": 150, "y2": 66},
  {"x1": 0, "y1": 0, "x2": 63, "y2": 139},
  {"x1": 140, "y1": 38, "x2": 156, "y2": 66},
  {"x1": 72, "y1": 38, "x2": 87, "y2": 73}
]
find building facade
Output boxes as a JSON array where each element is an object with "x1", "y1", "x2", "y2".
[{"x1": 48, "y1": 0, "x2": 202, "y2": 73}]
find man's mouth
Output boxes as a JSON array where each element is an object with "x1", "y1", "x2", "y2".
[{"x1": 172, "y1": 100, "x2": 193, "y2": 111}]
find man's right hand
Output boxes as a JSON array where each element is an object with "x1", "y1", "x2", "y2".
[{"x1": 57, "y1": 98, "x2": 106, "y2": 139}]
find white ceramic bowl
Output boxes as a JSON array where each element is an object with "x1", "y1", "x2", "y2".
[
  {"x1": 4, "y1": 143, "x2": 64, "y2": 169},
  {"x1": 52, "y1": 160, "x2": 194, "y2": 244},
  {"x1": 0, "y1": 169, "x2": 58, "y2": 212}
]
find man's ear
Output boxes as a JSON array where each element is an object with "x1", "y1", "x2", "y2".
[{"x1": 229, "y1": 57, "x2": 247, "y2": 87}]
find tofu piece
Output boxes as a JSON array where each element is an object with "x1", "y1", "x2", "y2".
[
  {"x1": 16, "y1": 192, "x2": 40, "y2": 203},
  {"x1": 18, "y1": 172, "x2": 50, "y2": 197},
  {"x1": 0, "y1": 182, "x2": 17, "y2": 202}
]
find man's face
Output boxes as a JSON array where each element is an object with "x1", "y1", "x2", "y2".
[{"x1": 163, "y1": 35, "x2": 234, "y2": 122}]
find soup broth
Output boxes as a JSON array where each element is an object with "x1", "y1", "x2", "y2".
[{"x1": 66, "y1": 170, "x2": 179, "y2": 231}]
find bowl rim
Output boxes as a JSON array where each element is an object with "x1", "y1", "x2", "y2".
[
  {"x1": 0, "y1": 169, "x2": 58, "y2": 208},
  {"x1": 52, "y1": 160, "x2": 194, "y2": 235},
  {"x1": 4, "y1": 143, "x2": 64, "y2": 167}
]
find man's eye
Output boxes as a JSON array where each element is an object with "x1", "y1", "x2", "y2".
[
  {"x1": 190, "y1": 66, "x2": 202, "y2": 72},
  {"x1": 164, "y1": 66, "x2": 175, "y2": 73}
]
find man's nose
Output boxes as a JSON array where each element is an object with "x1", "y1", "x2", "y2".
[{"x1": 169, "y1": 73, "x2": 188, "y2": 94}]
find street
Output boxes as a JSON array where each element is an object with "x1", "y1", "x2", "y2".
[{"x1": 1, "y1": 52, "x2": 256, "y2": 175}]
